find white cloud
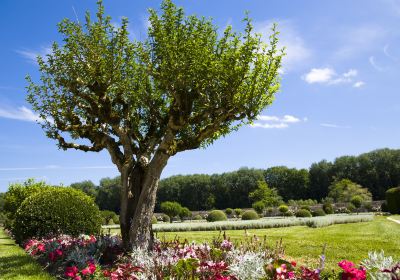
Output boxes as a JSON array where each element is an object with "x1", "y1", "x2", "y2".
[
  {"x1": 254, "y1": 20, "x2": 312, "y2": 72},
  {"x1": 251, "y1": 114, "x2": 303, "y2": 129},
  {"x1": 369, "y1": 56, "x2": 385, "y2": 71},
  {"x1": 353, "y1": 81, "x2": 365, "y2": 88},
  {"x1": 0, "y1": 106, "x2": 40, "y2": 122},
  {"x1": 303, "y1": 67, "x2": 363, "y2": 86},
  {"x1": 16, "y1": 47, "x2": 52, "y2": 64},
  {"x1": 320, "y1": 123, "x2": 351, "y2": 129}
]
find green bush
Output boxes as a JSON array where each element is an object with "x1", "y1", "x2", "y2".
[
  {"x1": 350, "y1": 195, "x2": 363, "y2": 209},
  {"x1": 323, "y1": 203, "x2": 334, "y2": 214},
  {"x1": 241, "y1": 210, "x2": 259, "y2": 220},
  {"x1": 108, "y1": 219, "x2": 115, "y2": 225},
  {"x1": 284, "y1": 211, "x2": 294, "y2": 217},
  {"x1": 266, "y1": 207, "x2": 273, "y2": 213},
  {"x1": 113, "y1": 215, "x2": 120, "y2": 224},
  {"x1": 252, "y1": 201, "x2": 265, "y2": 214},
  {"x1": 312, "y1": 209, "x2": 326, "y2": 217},
  {"x1": 179, "y1": 207, "x2": 192, "y2": 220},
  {"x1": 234, "y1": 208, "x2": 243, "y2": 216},
  {"x1": 13, "y1": 188, "x2": 101, "y2": 243},
  {"x1": 386, "y1": 187, "x2": 400, "y2": 214},
  {"x1": 0, "y1": 212, "x2": 5, "y2": 225},
  {"x1": 225, "y1": 208, "x2": 233, "y2": 216},
  {"x1": 100, "y1": 210, "x2": 118, "y2": 225},
  {"x1": 300, "y1": 205, "x2": 311, "y2": 211},
  {"x1": 160, "y1": 201, "x2": 182, "y2": 221},
  {"x1": 206, "y1": 210, "x2": 227, "y2": 222},
  {"x1": 347, "y1": 203, "x2": 356, "y2": 213},
  {"x1": 295, "y1": 209, "x2": 312, "y2": 218},
  {"x1": 161, "y1": 214, "x2": 170, "y2": 223},
  {"x1": 278, "y1": 204, "x2": 289, "y2": 214},
  {"x1": 151, "y1": 216, "x2": 158, "y2": 224},
  {"x1": 193, "y1": 214, "x2": 203, "y2": 220}
]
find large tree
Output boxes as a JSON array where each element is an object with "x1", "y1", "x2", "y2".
[{"x1": 27, "y1": 0, "x2": 284, "y2": 250}]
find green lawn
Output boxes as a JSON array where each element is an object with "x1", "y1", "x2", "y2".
[
  {"x1": 390, "y1": 215, "x2": 400, "y2": 221},
  {"x1": 152, "y1": 216, "x2": 400, "y2": 271},
  {"x1": 0, "y1": 228, "x2": 54, "y2": 280}
]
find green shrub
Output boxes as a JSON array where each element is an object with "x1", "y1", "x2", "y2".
[
  {"x1": 295, "y1": 209, "x2": 312, "y2": 218},
  {"x1": 241, "y1": 210, "x2": 259, "y2": 220},
  {"x1": 284, "y1": 211, "x2": 294, "y2": 217},
  {"x1": 0, "y1": 212, "x2": 5, "y2": 225},
  {"x1": 234, "y1": 208, "x2": 242, "y2": 216},
  {"x1": 350, "y1": 195, "x2": 363, "y2": 209},
  {"x1": 386, "y1": 187, "x2": 400, "y2": 214},
  {"x1": 179, "y1": 207, "x2": 192, "y2": 220},
  {"x1": 278, "y1": 205, "x2": 289, "y2": 214},
  {"x1": 13, "y1": 188, "x2": 101, "y2": 243},
  {"x1": 193, "y1": 214, "x2": 202, "y2": 220},
  {"x1": 300, "y1": 205, "x2": 311, "y2": 211},
  {"x1": 252, "y1": 201, "x2": 265, "y2": 214},
  {"x1": 363, "y1": 201, "x2": 373, "y2": 211},
  {"x1": 323, "y1": 203, "x2": 334, "y2": 214},
  {"x1": 347, "y1": 203, "x2": 356, "y2": 213},
  {"x1": 100, "y1": 210, "x2": 118, "y2": 225},
  {"x1": 108, "y1": 219, "x2": 115, "y2": 225},
  {"x1": 151, "y1": 216, "x2": 158, "y2": 224},
  {"x1": 206, "y1": 210, "x2": 227, "y2": 222},
  {"x1": 266, "y1": 207, "x2": 273, "y2": 213},
  {"x1": 312, "y1": 209, "x2": 326, "y2": 217},
  {"x1": 160, "y1": 201, "x2": 182, "y2": 221},
  {"x1": 161, "y1": 214, "x2": 170, "y2": 223},
  {"x1": 113, "y1": 215, "x2": 120, "y2": 224},
  {"x1": 225, "y1": 208, "x2": 233, "y2": 216}
]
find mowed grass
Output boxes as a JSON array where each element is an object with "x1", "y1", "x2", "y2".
[
  {"x1": 152, "y1": 216, "x2": 400, "y2": 271},
  {"x1": 0, "y1": 228, "x2": 54, "y2": 280}
]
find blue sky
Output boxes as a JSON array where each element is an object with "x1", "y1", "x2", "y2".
[{"x1": 1, "y1": 0, "x2": 400, "y2": 191}]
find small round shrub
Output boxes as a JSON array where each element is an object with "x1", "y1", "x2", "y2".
[
  {"x1": 13, "y1": 188, "x2": 101, "y2": 243},
  {"x1": 206, "y1": 210, "x2": 227, "y2": 222},
  {"x1": 347, "y1": 203, "x2": 356, "y2": 213},
  {"x1": 252, "y1": 201, "x2": 265, "y2": 214},
  {"x1": 300, "y1": 205, "x2": 311, "y2": 211},
  {"x1": 312, "y1": 209, "x2": 326, "y2": 217},
  {"x1": 295, "y1": 209, "x2": 312, "y2": 218},
  {"x1": 225, "y1": 208, "x2": 233, "y2": 216},
  {"x1": 151, "y1": 216, "x2": 158, "y2": 224},
  {"x1": 386, "y1": 187, "x2": 400, "y2": 214},
  {"x1": 100, "y1": 210, "x2": 118, "y2": 225},
  {"x1": 161, "y1": 214, "x2": 170, "y2": 223},
  {"x1": 323, "y1": 203, "x2": 334, "y2": 214},
  {"x1": 193, "y1": 214, "x2": 202, "y2": 220},
  {"x1": 350, "y1": 195, "x2": 363, "y2": 209},
  {"x1": 179, "y1": 207, "x2": 192, "y2": 220},
  {"x1": 241, "y1": 210, "x2": 260, "y2": 220},
  {"x1": 284, "y1": 211, "x2": 294, "y2": 217},
  {"x1": 160, "y1": 201, "x2": 182, "y2": 220},
  {"x1": 266, "y1": 207, "x2": 273, "y2": 213},
  {"x1": 234, "y1": 208, "x2": 243, "y2": 216},
  {"x1": 108, "y1": 219, "x2": 115, "y2": 225},
  {"x1": 363, "y1": 201, "x2": 373, "y2": 211},
  {"x1": 278, "y1": 205, "x2": 289, "y2": 214}
]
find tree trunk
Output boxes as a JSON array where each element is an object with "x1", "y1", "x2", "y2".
[{"x1": 119, "y1": 152, "x2": 169, "y2": 251}]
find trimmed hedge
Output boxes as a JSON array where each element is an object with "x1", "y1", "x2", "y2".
[
  {"x1": 206, "y1": 210, "x2": 227, "y2": 222},
  {"x1": 312, "y1": 209, "x2": 326, "y2": 217},
  {"x1": 241, "y1": 210, "x2": 259, "y2": 220},
  {"x1": 295, "y1": 209, "x2": 312, "y2": 218},
  {"x1": 386, "y1": 187, "x2": 400, "y2": 214},
  {"x1": 13, "y1": 188, "x2": 101, "y2": 243}
]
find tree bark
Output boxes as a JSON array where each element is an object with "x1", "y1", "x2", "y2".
[{"x1": 119, "y1": 152, "x2": 169, "y2": 251}]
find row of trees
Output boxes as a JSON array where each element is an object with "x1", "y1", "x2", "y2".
[{"x1": 65, "y1": 148, "x2": 398, "y2": 213}]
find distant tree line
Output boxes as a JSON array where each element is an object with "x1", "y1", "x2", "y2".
[{"x1": 46, "y1": 148, "x2": 400, "y2": 212}]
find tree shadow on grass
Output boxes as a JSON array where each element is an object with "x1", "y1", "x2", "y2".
[{"x1": 0, "y1": 255, "x2": 49, "y2": 279}]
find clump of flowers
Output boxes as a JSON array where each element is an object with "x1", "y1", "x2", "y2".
[{"x1": 338, "y1": 260, "x2": 366, "y2": 280}]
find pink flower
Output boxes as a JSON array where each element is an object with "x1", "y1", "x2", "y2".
[{"x1": 65, "y1": 266, "x2": 79, "y2": 278}]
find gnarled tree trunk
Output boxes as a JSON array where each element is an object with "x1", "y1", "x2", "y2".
[{"x1": 119, "y1": 151, "x2": 169, "y2": 251}]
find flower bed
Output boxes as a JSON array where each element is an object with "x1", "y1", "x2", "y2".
[{"x1": 22, "y1": 233, "x2": 400, "y2": 280}]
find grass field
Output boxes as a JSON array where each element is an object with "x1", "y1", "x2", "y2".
[
  {"x1": 151, "y1": 216, "x2": 399, "y2": 271},
  {"x1": 0, "y1": 228, "x2": 54, "y2": 280}
]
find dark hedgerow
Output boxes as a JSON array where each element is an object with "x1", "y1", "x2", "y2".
[
  {"x1": 386, "y1": 187, "x2": 400, "y2": 214},
  {"x1": 13, "y1": 188, "x2": 102, "y2": 243}
]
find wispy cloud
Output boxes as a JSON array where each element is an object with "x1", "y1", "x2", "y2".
[
  {"x1": 16, "y1": 47, "x2": 52, "y2": 64},
  {"x1": 353, "y1": 81, "x2": 365, "y2": 88},
  {"x1": 255, "y1": 20, "x2": 312, "y2": 72},
  {"x1": 0, "y1": 165, "x2": 115, "y2": 171},
  {"x1": 0, "y1": 106, "x2": 40, "y2": 122},
  {"x1": 302, "y1": 67, "x2": 364, "y2": 87},
  {"x1": 251, "y1": 115, "x2": 305, "y2": 129},
  {"x1": 369, "y1": 56, "x2": 385, "y2": 71},
  {"x1": 320, "y1": 123, "x2": 351, "y2": 129}
]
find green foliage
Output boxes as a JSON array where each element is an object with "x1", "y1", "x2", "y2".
[
  {"x1": 206, "y1": 210, "x2": 227, "y2": 222},
  {"x1": 95, "y1": 177, "x2": 121, "y2": 214},
  {"x1": 350, "y1": 195, "x2": 363, "y2": 209},
  {"x1": 287, "y1": 199, "x2": 318, "y2": 207},
  {"x1": 100, "y1": 210, "x2": 118, "y2": 225},
  {"x1": 193, "y1": 214, "x2": 203, "y2": 220},
  {"x1": 70, "y1": 180, "x2": 98, "y2": 198},
  {"x1": 162, "y1": 214, "x2": 171, "y2": 223},
  {"x1": 381, "y1": 201, "x2": 388, "y2": 212},
  {"x1": 225, "y1": 208, "x2": 233, "y2": 216},
  {"x1": 312, "y1": 209, "x2": 326, "y2": 217},
  {"x1": 347, "y1": 203, "x2": 356, "y2": 213},
  {"x1": 323, "y1": 202, "x2": 334, "y2": 214},
  {"x1": 0, "y1": 193, "x2": 5, "y2": 212},
  {"x1": 300, "y1": 205, "x2": 311, "y2": 211},
  {"x1": 152, "y1": 216, "x2": 158, "y2": 224},
  {"x1": 13, "y1": 188, "x2": 101, "y2": 243},
  {"x1": 249, "y1": 180, "x2": 282, "y2": 207},
  {"x1": 160, "y1": 201, "x2": 183, "y2": 220},
  {"x1": 3, "y1": 179, "x2": 52, "y2": 219},
  {"x1": 328, "y1": 179, "x2": 372, "y2": 203},
  {"x1": 278, "y1": 204, "x2": 289, "y2": 214},
  {"x1": 386, "y1": 187, "x2": 400, "y2": 214},
  {"x1": 241, "y1": 210, "x2": 259, "y2": 220},
  {"x1": 179, "y1": 207, "x2": 192, "y2": 220},
  {"x1": 295, "y1": 209, "x2": 312, "y2": 218},
  {"x1": 234, "y1": 208, "x2": 243, "y2": 216},
  {"x1": 252, "y1": 201, "x2": 265, "y2": 214}
]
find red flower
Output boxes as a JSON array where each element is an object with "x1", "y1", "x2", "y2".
[
  {"x1": 65, "y1": 266, "x2": 79, "y2": 278},
  {"x1": 291, "y1": 261, "x2": 297, "y2": 267}
]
